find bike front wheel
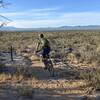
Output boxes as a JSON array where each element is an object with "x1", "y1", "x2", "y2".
[{"x1": 47, "y1": 60, "x2": 55, "y2": 77}]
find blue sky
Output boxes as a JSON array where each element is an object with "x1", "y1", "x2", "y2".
[{"x1": 0, "y1": 0, "x2": 100, "y2": 28}]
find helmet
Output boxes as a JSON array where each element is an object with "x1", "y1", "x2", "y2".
[{"x1": 39, "y1": 34, "x2": 44, "y2": 38}]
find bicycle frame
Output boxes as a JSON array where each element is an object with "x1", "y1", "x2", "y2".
[{"x1": 36, "y1": 52, "x2": 54, "y2": 77}]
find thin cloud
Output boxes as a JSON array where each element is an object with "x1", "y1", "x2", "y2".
[
  {"x1": 0, "y1": 7, "x2": 59, "y2": 17},
  {"x1": 29, "y1": 7, "x2": 60, "y2": 12},
  {"x1": 6, "y1": 11, "x2": 100, "y2": 28},
  {"x1": 8, "y1": 19, "x2": 61, "y2": 28}
]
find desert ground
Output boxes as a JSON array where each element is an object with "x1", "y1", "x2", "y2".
[{"x1": 0, "y1": 31, "x2": 100, "y2": 100}]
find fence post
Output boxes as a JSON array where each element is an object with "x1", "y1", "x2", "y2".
[{"x1": 10, "y1": 45, "x2": 14, "y2": 61}]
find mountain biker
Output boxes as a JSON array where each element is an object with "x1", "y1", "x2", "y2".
[{"x1": 36, "y1": 34, "x2": 51, "y2": 70}]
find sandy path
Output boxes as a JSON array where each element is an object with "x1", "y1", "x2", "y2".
[{"x1": 23, "y1": 54, "x2": 86, "y2": 100}]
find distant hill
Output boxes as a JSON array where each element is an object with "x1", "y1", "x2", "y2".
[
  {"x1": 0, "y1": 25, "x2": 100, "y2": 31},
  {"x1": 0, "y1": 26, "x2": 17, "y2": 31},
  {"x1": 59, "y1": 25, "x2": 100, "y2": 30}
]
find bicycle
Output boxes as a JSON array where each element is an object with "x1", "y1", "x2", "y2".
[{"x1": 35, "y1": 52, "x2": 55, "y2": 77}]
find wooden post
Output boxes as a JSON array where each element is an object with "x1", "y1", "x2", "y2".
[{"x1": 10, "y1": 45, "x2": 14, "y2": 61}]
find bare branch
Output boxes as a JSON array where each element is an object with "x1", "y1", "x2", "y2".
[
  {"x1": 0, "y1": 15, "x2": 12, "y2": 22},
  {"x1": 0, "y1": 22, "x2": 7, "y2": 28},
  {"x1": 0, "y1": 0, "x2": 12, "y2": 28},
  {"x1": 0, "y1": 0, "x2": 10, "y2": 8}
]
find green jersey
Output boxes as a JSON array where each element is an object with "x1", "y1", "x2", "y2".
[{"x1": 38, "y1": 37, "x2": 50, "y2": 51}]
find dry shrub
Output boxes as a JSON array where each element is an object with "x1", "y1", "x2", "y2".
[
  {"x1": 79, "y1": 68, "x2": 100, "y2": 93},
  {"x1": 17, "y1": 85, "x2": 34, "y2": 98}
]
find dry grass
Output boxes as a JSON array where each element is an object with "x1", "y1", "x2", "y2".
[
  {"x1": 17, "y1": 85, "x2": 34, "y2": 98},
  {"x1": 0, "y1": 30, "x2": 100, "y2": 99}
]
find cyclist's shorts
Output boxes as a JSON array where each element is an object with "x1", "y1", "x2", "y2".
[{"x1": 42, "y1": 46, "x2": 51, "y2": 58}]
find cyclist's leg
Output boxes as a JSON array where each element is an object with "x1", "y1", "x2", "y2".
[
  {"x1": 42, "y1": 48, "x2": 54, "y2": 76},
  {"x1": 46, "y1": 54, "x2": 55, "y2": 76},
  {"x1": 42, "y1": 47, "x2": 51, "y2": 69},
  {"x1": 42, "y1": 50, "x2": 48, "y2": 70}
]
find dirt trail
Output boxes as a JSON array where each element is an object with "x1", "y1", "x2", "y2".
[
  {"x1": 21, "y1": 53, "x2": 98, "y2": 100},
  {"x1": 0, "y1": 52, "x2": 99, "y2": 100}
]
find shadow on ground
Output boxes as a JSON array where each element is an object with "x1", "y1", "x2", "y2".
[
  {"x1": 0, "y1": 64, "x2": 80, "y2": 80},
  {"x1": 0, "y1": 84, "x2": 99, "y2": 100}
]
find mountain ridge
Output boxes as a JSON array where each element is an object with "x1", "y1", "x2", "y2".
[{"x1": 0, "y1": 25, "x2": 100, "y2": 31}]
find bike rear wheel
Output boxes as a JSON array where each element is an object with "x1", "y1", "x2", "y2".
[{"x1": 47, "y1": 60, "x2": 54, "y2": 77}]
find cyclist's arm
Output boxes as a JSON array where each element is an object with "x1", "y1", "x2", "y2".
[
  {"x1": 36, "y1": 38, "x2": 40, "y2": 50},
  {"x1": 36, "y1": 41, "x2": 44, "y2": 52},
  {"x1": 37, "y1": 45, "x2": 44, "y2": 52},
  {"x1": 36, "y1": 42, "x2": 40, "y2": 50},
  {"x1": 36, "y1": 38, "x2": 45, "y2": 52}
]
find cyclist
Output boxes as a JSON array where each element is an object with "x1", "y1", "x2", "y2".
[{"x1": 36, "y1": 34, "x2": 51, "y2": 70}]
